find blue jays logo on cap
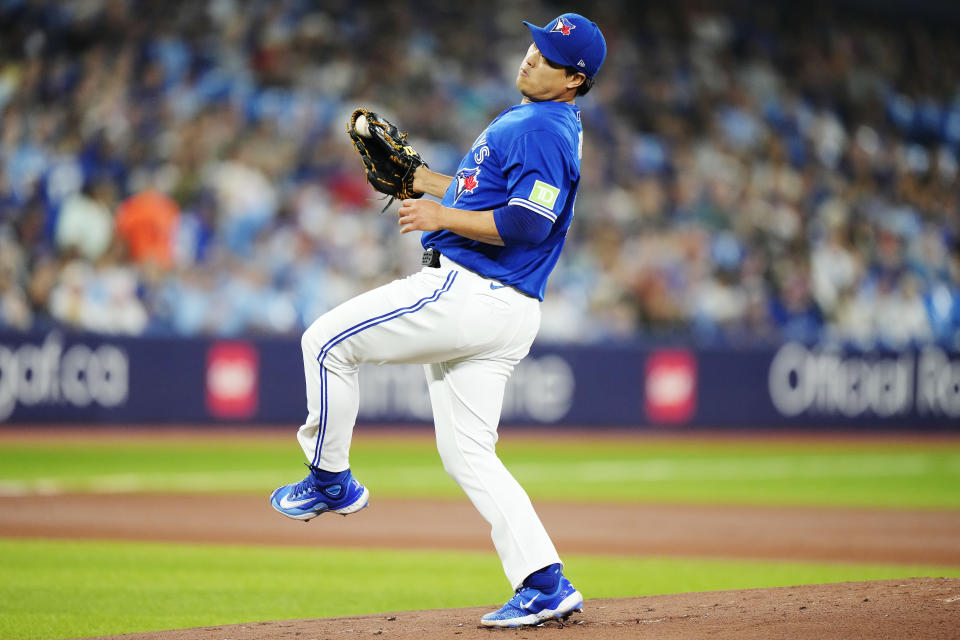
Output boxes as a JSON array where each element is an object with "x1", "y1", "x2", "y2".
[
  {"x1": 550, "y1": 17, "x2": 575, "y2": 36},
  {"x1": 523, "y1": 13, "x2": 607, "y2": 78},
  {"x1": 454, "y1": 167, "x2": 481, "y2": 203}
]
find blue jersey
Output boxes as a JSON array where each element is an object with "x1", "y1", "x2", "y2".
[{"x1": 421, "y1": 100, "x2": 582, "y2": 300}]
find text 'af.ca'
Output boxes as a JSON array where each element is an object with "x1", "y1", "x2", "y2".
[{"x1": 0, "y1": 332, "x2": 128, "y2": 421}]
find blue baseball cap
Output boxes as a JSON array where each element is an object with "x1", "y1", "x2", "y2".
[{"x1": 523, "y1": 13, "x2": 607, "y2": 79}]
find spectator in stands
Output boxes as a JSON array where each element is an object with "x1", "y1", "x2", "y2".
[
  {"x1": 54, "y1": 179, "x2": 116, "y2": 262},
  {"x1": 874, "y1": 273, "x2": 934, "y2": 348},
  {"x1": 0, "y1": 232, "x2": 32, "y2": 331},
  {"x1": 114, "y1": 188, "x2": 180, "y2": 271}
]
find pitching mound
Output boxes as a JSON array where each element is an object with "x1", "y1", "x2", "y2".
[{"x1": 85, "y1": 578, "x2": 959, "y2": 640}]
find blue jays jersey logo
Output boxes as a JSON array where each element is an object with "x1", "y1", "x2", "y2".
[
  {"x1": 454, "y1": 167, "x2": 481, "y2": 203},
  {"x1": 551, "y1": 17, "x2": 575, "y2": 36}
]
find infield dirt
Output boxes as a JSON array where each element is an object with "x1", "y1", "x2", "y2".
[{"x1": 2, "y1": 494, "x2": 960, "y2": 565}]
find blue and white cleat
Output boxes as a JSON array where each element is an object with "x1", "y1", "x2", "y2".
[
  {"x1": 270, "y1": 465, "x2": 369, "y2": 521},
  {"x1": 480, "y1": 575, "x2": 583, "y2": 628}
]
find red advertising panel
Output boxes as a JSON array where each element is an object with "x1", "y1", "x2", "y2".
[
  {"x1": 645, "y1": 350, "x2": 697, "y2": 424},
  {"x1": 206, "y1": 342, "x2": 259, "y2": 418}
]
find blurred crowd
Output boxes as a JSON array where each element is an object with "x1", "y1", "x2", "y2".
[{"x1": 1, "y1": 0, "x2": 958, "y2": 348}]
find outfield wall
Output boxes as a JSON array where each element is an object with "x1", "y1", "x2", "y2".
[{"x1": 0, "y1": 331, "x2": 958, "y2": 429}]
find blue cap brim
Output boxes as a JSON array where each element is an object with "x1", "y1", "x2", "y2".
[{"x1": 523, "y1": 21, "x2": 571, "y2": 71}]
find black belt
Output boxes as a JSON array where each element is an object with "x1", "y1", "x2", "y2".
[
  {"x1": 420, "y1": 248, "x2": 537, "y2": 300},
  {"x1": 421, "y1": 248, "x2": 441, "y2": 268}
]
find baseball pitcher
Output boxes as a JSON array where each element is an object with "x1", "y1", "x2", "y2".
[{"x1": 271, "y1": 13, "x2": 607, "y2": 628}]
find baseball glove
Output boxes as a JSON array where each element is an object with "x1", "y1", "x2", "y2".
[{"x1": 348, "y1": 108, "x2": 427, "y2": 203}]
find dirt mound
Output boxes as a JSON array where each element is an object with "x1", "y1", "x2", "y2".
[{"x1": 81, "y1": 578, "x2": 959, "y2": 640}]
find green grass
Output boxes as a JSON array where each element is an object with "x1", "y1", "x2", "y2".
[
  {"x1": 2, "y1": 538, "x2": 959, "y2": 640},
  {"x1": 1, "y1": 433, "x2": 959, "y2": 508}
]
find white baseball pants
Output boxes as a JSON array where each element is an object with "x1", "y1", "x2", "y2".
[{"x1": 297, "y1": 257, "x2": 561, "y2": 588}]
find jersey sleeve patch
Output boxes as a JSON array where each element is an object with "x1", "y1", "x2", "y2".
[{"x1": 529, "y1": 180, "x2": 561, "y2": 210}]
